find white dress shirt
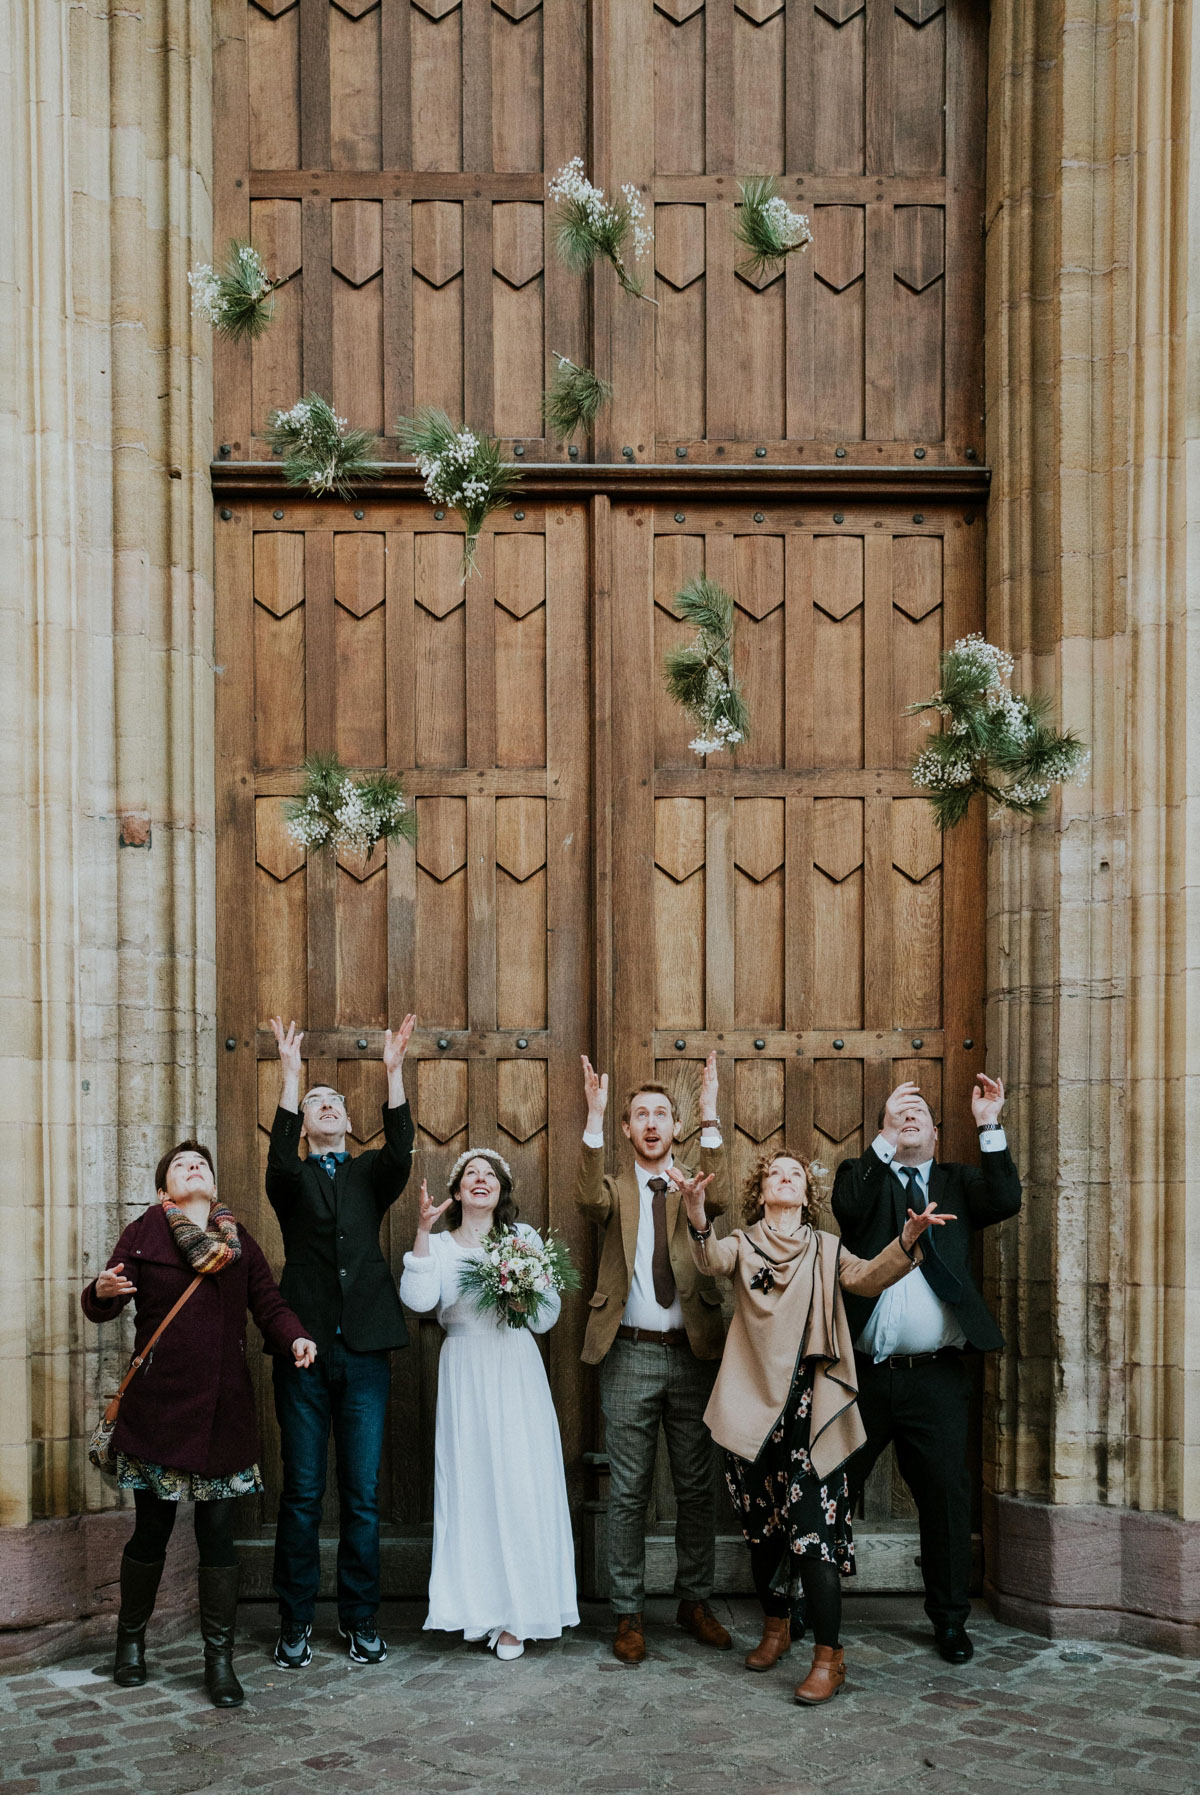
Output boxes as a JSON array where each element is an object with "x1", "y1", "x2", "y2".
[
  {"x1": 854, "y1": 1130, "x2": 1007, "y2": 1362},
  {"x1": 581, "y1": 1127, "x2": 722, "y2": 1332}
]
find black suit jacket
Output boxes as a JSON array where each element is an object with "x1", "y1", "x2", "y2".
[
  {"x1": 831, "y1": 1144, "x2": 1022, "y2": 1352},
  {"x1": 265, "y1": 1102, "x2": 414, "y2": 1354}
]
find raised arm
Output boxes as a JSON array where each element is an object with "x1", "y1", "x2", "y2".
[
  {"x1": 696, "y1": 1050, "x2": 731, "y2": 1219},
  {"x1": 365, "y1": 1016, "x2": 418, "y2": 1211},
  {"x1": 669, "y1": 1165, "x2": 739, "y2": 1279},
  {"x1": 266, "y1": 1017, "x2": 307, "y2": 1211},
  {"x1": 575, "y1": 1055, "x2": 614, "y2": 1223},
  {"x1": 399, "y1": 1180, "x2": 449, "y2": 1313},
  {"x1": 81, "y1": 1224, "x2": 141, "y2": 1322},
  {"x1": 838, "y1": 1196, "x2": 952, "y2": 1299},
  {"x1": 831, "y1": 1081, "x2": 920, "y2": 1232},
  {"x1": 960, "y1": 1073, "x2": 1022, "y2": 1226}
]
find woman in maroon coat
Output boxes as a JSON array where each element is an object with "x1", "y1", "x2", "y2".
[{"x1": 82, "y1": 1139, "x2": 316, "y2": 1707}]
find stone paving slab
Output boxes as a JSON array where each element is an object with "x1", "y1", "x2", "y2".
[{"x1": 2, "y1": 1596, "x2": 1198, "y2": 1795}]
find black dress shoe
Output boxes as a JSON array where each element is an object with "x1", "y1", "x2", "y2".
[{"x1": 934, "y1": 1626, "x2": 974, "y2": 1664}]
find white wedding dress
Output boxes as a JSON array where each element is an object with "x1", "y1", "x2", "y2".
[{"x1": 399, "y1": 1224, "x2": 579, "y2": 1643}]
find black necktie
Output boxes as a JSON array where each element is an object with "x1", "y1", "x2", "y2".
[
  {"x1": 647, "y1": 1177, "x2": 677, "y2": 1310},
  {"x1": 897, "y1": 1166, "x2": 961, "y2": 1305}
]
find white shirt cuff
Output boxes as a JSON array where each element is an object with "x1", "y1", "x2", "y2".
[
  {"x1": 979, "y1": 1128, "x2": 1007, "y2": 1152},
  {"x1": 401, "y1": 1250, "x2": 439, "y2": 1272},
  {"x1": 582, "y1": 1130, "x2": 604, "y2": 1150},
  {"x1": 871, "y1": 1134, "x2": 895, "y2": 1164},
  {"x1": 699, "y1": 1128, "x2": 722, "y2": 1148}
]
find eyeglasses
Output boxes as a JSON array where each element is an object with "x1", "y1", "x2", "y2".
[{"x1": 301, "y1": 1092, "x2": 346, "y2": 1108}]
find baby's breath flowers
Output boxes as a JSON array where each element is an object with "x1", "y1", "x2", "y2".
[
  {"x1": 397, "y1": 408, "x2": 521, "y2": 581},
  {"x1": 188, "y1": 241, "x2": 293, "y2": 342},
  {"x1": 265, "y1": 394, "x2": 380, "y2": 500},
  {"x1": 907, "y1": 634, "x2": 1090, "y2": 828},
  {"x1": 548, "y1": 158, "x2": 657, "y2": 304},
  {"x1": 542, "y1": 353, "x2": 613, "y2": 441},
  {"x1": 662, "y1": 576, "x2": 750, "y2": 759},
  {"x1": 286, "y1": 754, "x2": 415, "y2": 862},
  {"x1": 732, "y1": 177, "x2": 813, "y2": 279}
]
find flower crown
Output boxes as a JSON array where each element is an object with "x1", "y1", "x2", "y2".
[{"x1": 446, "y1": 1148, "x2": 513, "y2": 1193}]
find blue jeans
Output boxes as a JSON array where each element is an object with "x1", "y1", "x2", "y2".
[{"x1": 272, "y1": 1340, "x2": 391, "y2": 1625}]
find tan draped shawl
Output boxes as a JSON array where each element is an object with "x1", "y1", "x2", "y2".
[{"x1": 692, "y1": 1220, "x2": 915, "y2": 1476}]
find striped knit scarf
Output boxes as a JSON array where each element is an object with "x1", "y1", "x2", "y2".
[{"x1": 160, "y1": 1196, "x2": 241, "y2": 1274}]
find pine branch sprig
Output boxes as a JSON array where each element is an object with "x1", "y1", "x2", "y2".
[
  {"x1": 396, "y1": 408, "x2": 521, "y2": 581},
  {"x1": 286, "y1": 753, "x2": 416, "y2": 862},
  {"x1": 265, "y1": 393, "x2": 380, "y2": 500},
  {"x1": 548, "y1": 159, "x2": 658, "y2": 305},
  {"x1": 732, "y1": 177, "x2": 813, "y2": 278},
  {"x1": 907, "y1": 635, "x2": 1090, "y2": 828},
  {"x1": 662, "y1": 576, "x2": 750, "y2": 757},
  {"x1": 189, "y1": 241, "x2": 294, "y2": 342},
  {"x1": 543, "y1": 354, "x2": 612, "y2": 440}
]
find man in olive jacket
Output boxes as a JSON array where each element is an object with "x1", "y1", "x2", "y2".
[
  {"x1": 832, "y1": 1074, "x2": 1021, "y2": 1665},
  {"x1": 265, "y1": 1013, "x2": 415, "y2": 1671},
  {"x1": 576, "y1": 1051, "x2": 732, "y2": 1664}
]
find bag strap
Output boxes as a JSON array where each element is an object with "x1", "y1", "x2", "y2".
[{"x1": 110, "y1": 1273, "x2": 205, "y2": 1405}]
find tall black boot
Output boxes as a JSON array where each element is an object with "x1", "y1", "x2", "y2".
[
  {"x1": 198, "y1": 1565, "x2": 245, "y2": 1707},
  {"x1": 113, "y1": 1553, "x2": 165, "y2": 1686}
]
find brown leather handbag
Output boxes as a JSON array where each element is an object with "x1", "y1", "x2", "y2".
[{"x1": 87, "y1": 1275, "x2": 204, "y2": 1474}]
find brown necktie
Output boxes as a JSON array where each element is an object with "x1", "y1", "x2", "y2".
[{"x1": 648, "y1": 1176, "x2": 676, "y2": 1309}]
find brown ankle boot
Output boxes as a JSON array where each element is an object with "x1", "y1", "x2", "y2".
[
  {"x1": 613, "y1": 1613, "x2": 645, "y2": 1663},
  {"x1": 676, "y1": 1599, "x2": 733, "y2": 1650},
  {"x1": 793, "y1": 1643, "x2": 845, "y2": 1705},
  {"x1": 745, "y1": 1615, "x2": 790, "y2": 1671}
]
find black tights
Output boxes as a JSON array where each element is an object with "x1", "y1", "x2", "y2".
[
  {"x1": 125, "y1": 1489, "x2": 239, "y2": 1569},
  {"x1": 749, "y1": 1536, "x2": 841, "y2": 1647}
]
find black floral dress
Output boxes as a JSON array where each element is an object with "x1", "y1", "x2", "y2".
[{"x1": 724, "y1": 1357, "x2": 855, "y2": 1578}]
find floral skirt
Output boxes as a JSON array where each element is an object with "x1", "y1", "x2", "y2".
[
  {"x1": 116, "y1": 1452, "x2": 264, "y2": 1502},
  {"x1": 724, "y1": 1357, "x2": 855, "y2": 1579}
]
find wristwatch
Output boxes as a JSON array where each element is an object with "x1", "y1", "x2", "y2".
[
  {"x1": 687, "y1": 1220, "x2": 712, "y2": 1242},
  {"x1": 977, "y1": 1122, "x2": 1002, "y2": 1135}
]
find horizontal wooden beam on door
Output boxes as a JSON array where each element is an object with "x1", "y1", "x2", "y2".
[
  {"x1": 250, "y1": 1028, "x2": 552, "y2": 1060},
  {"x1": 254, "y1": 768, "x2": 554, "y2": 799},
  {"x1": 211, "y1": 462, "x2": 991, "y2": 503},
  {"x1": 651, "y1": 1032, "x2": 946, "y2": 1060}
]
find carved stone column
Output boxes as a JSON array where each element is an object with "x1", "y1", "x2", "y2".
[
  {"x1": 0, "y1": 0, "x2": 213, "y2": 1639},
  {"x1": 984, "y1": 0, "x2": 1200, "y2": 1653}
]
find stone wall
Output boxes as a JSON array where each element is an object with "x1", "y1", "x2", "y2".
[
  {"x1": 0, "y1": 0, "x2": 214, "y2": 1612},
  {"x1": 984, "y1": 0, "x2": 1200, "y2": 1652}
]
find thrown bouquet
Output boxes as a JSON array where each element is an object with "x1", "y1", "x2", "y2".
[
  {"x1": 189, "y1": 241, "x2": 293, "y2": 342},
  {"x1": 732, "y1": 177, "x2": 812, "y2": 278},
  {"x1": 908, "y1": 635, "x2": 1090, "y2": 828},
  {"x1": 397, "y1": 408, "x2": 520, "y2": 580},
  {"x1": 265, "y1": 394, "x2": 380, "y2": 500},
  {"x1": 286, "y1": 752, "x2": 416, "y2": 861},
  {"x1": 457, "y1": 1227, "x2": 581, "y2": 1332},
  {"x1": 543, "y1": 353, "x2": 613, "y2": 441},
  {"x1": 663, "y1": 576, "x2": 750, "y2": 757},
  {"x1": 548, "y1": 158, "x2": 656, "y2": 303}
]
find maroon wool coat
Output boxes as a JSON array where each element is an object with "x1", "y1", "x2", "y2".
[{"x1": 81, "y1": 1204, "x2": 309, "y2": 1478}]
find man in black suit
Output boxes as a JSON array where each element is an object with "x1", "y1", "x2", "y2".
[
  {"x1": 266, "y1": 1013, "x2": 415, "y2": 1671},
  {"x1": 832, "y1": 1074, "x2": 1020, "y2": 1663}
]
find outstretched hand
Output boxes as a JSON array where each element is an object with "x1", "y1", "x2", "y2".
[
  {"x1": 383, "y1": 1014, "x2": 417, "y2": 1074},
  {"x1": 881, "y1": 1080, "x2": 923, "y2": 1145},
  {"x1": 270, "y1": 1016, "x2": 304, "y2": 1079},
  {"x1": 699, "y1": 1050, "x2": 719, "y2": 1123},
  {"x1": 94, "y1": 1262, "x2": 136, "y2": 1302},
  {"x1": 971, "y1": 1073, "x2": 1005, "y2": 1127},
  {"x1": 416, "y1": 1178, "x2": 452, "y2": 1236},
  {"x1": 666, "y1": 1165, "x2": 714, "y2": 1230},
  {"x1": 900, "y1": 1201, "x2": 955, "y2": 1255},
  {"x1": 582, "y1": 1055, "x2": 609, "y2": 1129}
]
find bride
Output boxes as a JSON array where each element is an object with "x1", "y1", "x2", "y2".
[{"x1": 399, "y1": 1149, "x2": 578, "y2": 1659}]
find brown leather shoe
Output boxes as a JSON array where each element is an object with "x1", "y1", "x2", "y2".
[
  {"x1": 612, "y1": 1613, "x2": 645, "y2": 1663},
  {"x1": 745, "y1": 1615, "x2": 790, "y2": 1671},
  {"x1": 793, "y1": 1644, "x2": 845, "y2": 1705},
  {"x1": 676, "y1": 1599, "x2": 733, "y2": 1650}
]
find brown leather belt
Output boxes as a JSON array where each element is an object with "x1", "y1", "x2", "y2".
[{"x1": 616, "y1": 1324, "x2": 688, "y2": 1347}]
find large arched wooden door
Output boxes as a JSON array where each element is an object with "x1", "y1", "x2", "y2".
[{"x1": 212, "y1": 0, "x2": 988, "y2": 1588}]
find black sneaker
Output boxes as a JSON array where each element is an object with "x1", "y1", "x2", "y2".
[
  {"x1": 338, "y1": 1619, "x2": 388, "y2": 1665},
  {"x1": 273, "y1": 1619, "x2": 313, "y2": 1669}
]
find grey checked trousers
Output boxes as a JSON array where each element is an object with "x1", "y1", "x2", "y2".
[{"x1": 599, "y1": 1337, "x2": 718, "y2": 1614}]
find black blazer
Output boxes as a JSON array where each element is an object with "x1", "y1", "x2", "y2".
[
  {"x1": 831, "y1": 1144, "x2": 1022, "y2": 1352},
  {"x1": 265, "y1": 1102, "x2": 414, "y2": 1354}
]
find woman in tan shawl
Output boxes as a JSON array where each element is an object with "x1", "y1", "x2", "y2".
[{"x1": 674, "y1": 1149, "x2": 951, "y2": 1706}]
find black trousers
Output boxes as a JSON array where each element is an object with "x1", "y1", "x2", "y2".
[{"x1": 849, "y1": 1352, "x2": 973, "y2": 1631}]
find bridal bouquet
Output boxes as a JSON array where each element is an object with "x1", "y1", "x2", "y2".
[
  {"x1": 908, "y1": 634, "x2": 1090, "y2": 828},
  {"x1": 732, "y1": 177, "x2": 812, "y2": 278},
  {"x1": 397, "y1": 408, "x2": 520, "y2": 580},
  {"x1": 286, "y1": 752, "x2": 416, "y2": 860},
  {"x1": 188, "y1": 240, "x2": 293, "y2": 342},
  {"x1": 457, "y1": 1227, "x2": 580, "y2": 1332},
  {"x1": 548, "y1": 158, "x2": 655, "y2": 303},
  {"x1": 662, "y1": 575, "x2": 750, "y2": 757},
  {"x1": 265, "y1": 394, "x2": 380, "y2": 500}
]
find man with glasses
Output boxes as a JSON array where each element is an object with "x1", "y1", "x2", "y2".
[{"x1": 265, "y1": 1013, "x2": 416, "y2": 1669}]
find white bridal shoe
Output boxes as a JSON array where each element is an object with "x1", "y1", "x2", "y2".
[{"x1": 487, "y1": 1626, "x2": 525, "y2": 1661}]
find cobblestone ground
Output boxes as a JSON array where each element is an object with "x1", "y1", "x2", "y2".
[{"x1": 3, "y1": 1595, "x2": 1198, "y2": 1795}]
